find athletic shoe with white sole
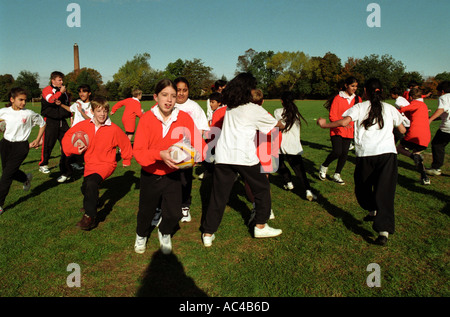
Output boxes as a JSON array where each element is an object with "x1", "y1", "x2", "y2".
[
  {"x1": 158, "y1": 230, "x2": 172, "y2": 254},
  {"x1": 421, "y1": 176, "x2": 431, "y2": 185},
  {"x1": 202, "y1": 234, "x2": 215, "y2": 247},
  {"x1": 134, "y1": 234, "x2": 147, "y2": 254},
  {"x1": 333, "y1": 173, "x2": 345, "y2": 185},
  {"x1": 283, "y1": 182, "x2": 294, "y2": 190},
  {"x1": 0, "y1": 206, "x2": 4, "y2": 215},
  {"x1": 319, "y1": 165, "x2": 328, "y2": 180},
  {"x1": 181, "y1": 207, "x2": 191, "y2": 222},
  {"x1": 57, "y1": 175, "x2": 71, "y2": 183},
  {"x1": 39, "y1": 165, "x2": 50, "y2": 174},
  {"x1": 426, "y1": 168, "x2": 441, "y2": 176},
  {"x1": 254, "y1": 224, "x2": 282, "y2": 238},
  {"x1": 23, "y1": 173, "x2": 33, "y2": 191},
  {"x1": 306, "y1": 190, "x2": 316, "y2": 201}
]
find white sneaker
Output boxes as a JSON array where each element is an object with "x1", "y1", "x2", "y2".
[
  {"x1": 426, "y1": 168, "x2": 441, "y2": 176},
  {"x1": 181, "y1": 207, "x2": 191, "y2": 222},
  {"x1": 158, "y1": 230, "x2": 172, "y2": 254},
  {"x1": 0, "y1": 206, "x2": 4, "y2": 215},
  {"x1": 57, "y1": 175, "x2": 70, "y2": 183},
  {"x1": 202, "y1": 234, "x2": 215, "y2": 247},
  {"x1": 23, "y1": 173, "x2": 33, "y2": 191},
  {"x1": 39, "y1": 165, "x2": 50, "y2": 174},
  {"x1": 283, "y1": 182, "x2": 294, "y2": 190},
  {"x1": 319, "y1": 165, "x2": 328, "y2": 180},
  {"x1": 152, "y1": 208, "x2": 162, "y2": 227},
  {"x1": 306, "y1": 190, "x2": 317, "y2": 201},
  {"x1": 333, "y1": 173, "x2": 345, "y2": 185},
  {"x1": 134, "y1": 234, "x2": 147, "y2": 254},
  {"x1": 254, "y1": 224, "x2": 282, "y2": 238}
]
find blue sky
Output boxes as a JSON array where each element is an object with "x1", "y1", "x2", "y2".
[{"x1": 1, "y1": 0, "x2": 449, "y2": 87}]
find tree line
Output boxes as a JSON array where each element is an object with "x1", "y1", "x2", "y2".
[{"x1": 1, "y1": 49, "x2": 449, "y2": 102}]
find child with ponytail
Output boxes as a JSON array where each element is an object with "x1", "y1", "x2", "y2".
[
  {"x1": 317, "y1": 78, "x2": 406, "y2": 246},
  {"x1": 274, "y1": 91, "x2": 316, "y2": 201}
]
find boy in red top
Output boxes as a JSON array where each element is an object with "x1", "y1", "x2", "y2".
[
  {"x1": 62, "y1": 96, "x2": 132, "y2": 230},
  {"x1": 133, "y1": 79, "x2": 205, "y2": 255},
  {"x1": 397, "y1": 88, "x2": 431, "y2": 185},
  {"x1": 111, "y1": 89, "x2": 144, "y2": 142}
]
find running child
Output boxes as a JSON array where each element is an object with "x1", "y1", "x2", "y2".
[
  {"x1": 62, "y1": 96, "x2": 133, "y2": 230},
  {"x1": 319, "y1": 76, "x2": 362, "y2": 185},
  {"x1": 201, "y1": 73, "x2": 284, "y2": 248},
  {"x1": 0, "y1": 87, "x2": 46, "y2": 215},
  {"x1": 426, "y1": 80, "x2": 450, "y2": 176},
  {"x1": 132, "y1": 79, "x2": 205, "y2": 255},
  {"x1": 39, "y1": 71, "x2": 73, "y2": 183},
  {"x1": 111, "y1": 88, "x2": 144, "y2": 142},
  {"x1": 246, "y1": 89, "x2": 278, "y2": 222},
  {"x1": 274, "y1": 91, "x2": 316, "y2": 201},
  {"x1": 317, "y1": 78, "x2": 406, "y2": 246},
  {"x1": 396, "y1": 87, "x2": 431, "y2": 185},
  {"x1": 390, "y1": 87, "x2": 410, "y2": 143},
  {"x1": 174, "y1": 77, "x2": 209, "y2": 222}
]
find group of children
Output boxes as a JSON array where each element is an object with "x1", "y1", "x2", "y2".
[{"x1": 0, "y1": 70, "x2": 448, "y2": 253}]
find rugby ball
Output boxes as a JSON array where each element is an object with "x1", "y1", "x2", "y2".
[
  {"x1": 71, "y1": 131, "x2": 89, "y2": 148},
  {"x1": 0, "y1": 119, "x2": 5, "y2": 133},
  {"x1": 169, "y1": 141, "x2": 198, "y2": 169}
]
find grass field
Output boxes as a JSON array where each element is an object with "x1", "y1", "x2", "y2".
[{"x1": 0, "y1": 98, "x2": 448, "y2": 299}]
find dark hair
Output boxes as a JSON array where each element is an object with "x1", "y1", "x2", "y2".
[
  {"x1": 50, "y1": 71, "x2": 64, "y2": 80},
  {"x1": 361, "y1": 78, "x2": 384, "y2": 130},
  {"x1": 437, "y1": 81, "x2": 450, "y2": 94},
  {"x1": 77, "y1": 84, "x2": 91, "y2": 93},
  {"x1": 280, "y1": 91, "x2": 307, "y2": 132},
  {"x1": 221, "y1": 73, "x2": 257, "y2": 109},
  {"x1": 154, "y1": 79, "x2": 177, "y2": 95},
  {"x1": 209, "y1": 92, "x2": 222, "y2": 104},
  {"x1": 390, "y1": 87, "x2": 402, "y2": 96},
  {"x1": 409, "y1": 87, "x2": 422, "y2": 100},
  {"x1": 324, "y1": 76, "x2": 359, "y2": 111},
  {"x1": 214, "y1": 80, "x2": 227, "y2": 91},
  {"x1": 7, "y1": 87, "x2": 27, "y2": 107},
  {"x1": 174, "y1": 77, "x2": 189, "y2": 89}
]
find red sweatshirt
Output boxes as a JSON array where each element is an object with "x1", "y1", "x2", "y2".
[
  {"x1": 399, "y1": 99, "x2": 431, "y2": 147},
  {"x1": 133, "y1": 109, "x2": 206, "y2": 175},
  {"x1": 329, "y1": 95, "x2": 361, "y2": 138},
  {"x1": 111, "y1": 98, "x2": 144, "y2": 133},
  {"x1": 62, "y1": 119, "x2": 132, "y2": 180}
]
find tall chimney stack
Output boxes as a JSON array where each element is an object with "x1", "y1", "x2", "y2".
[{"x1": 74, "y1": 43, "x2": 80, "y2": 72}]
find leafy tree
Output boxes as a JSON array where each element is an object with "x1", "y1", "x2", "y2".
[
  {"x1": 164, "y1": 59, "x2": 185, "y2": 80},
  {"x1": 435, "y1": 72, "x2": 450, "y2": 83},
  {"x1": 310, "y1": 52, "x2": 342, "y2": 98},
  {"x1": 179, "y1": 58, "x2": 213, "y2": 99},
  {"x1": 105, "y1": 80, "x2": 120, "y2": 101},
  {"x1": 13, "y1": 71, "x2": 41, "y2": 101},
  {"x1": 65, "y1": 67, "x2": 103, "y2": 99},
  {"x1": 267, "y1": 51, "x2": 311, "y2": 91},
  {"x1": 0, "y1": 74, "x2": 14, "y2": 101},
  {"x1": 353, "y1": 54, "x2": 406, "y2": 96},
  {"x1": 113, "y1": 53, "x2": 153, "y2": 98}
]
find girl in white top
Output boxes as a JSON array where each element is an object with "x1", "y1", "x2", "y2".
[
  {"x1": 274, "y1": 91, "x2": 316, "y2": 201},
  {"x1": 317, "y1": 78, "x2": 405, "y2": 246},
  {"x1": 201, "y1": 73, "x2": 285, "y2": 247},
  {"x1": 0, "y1": 88, "x2": 46, "y2": 214}
]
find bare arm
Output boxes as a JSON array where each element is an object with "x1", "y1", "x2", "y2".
[
  {"x1": 317, "y1": 116, "x2": 352, "y2": 129},
  {"x1": 429, "y1": 108, "x2": 444, "y2": 124}
]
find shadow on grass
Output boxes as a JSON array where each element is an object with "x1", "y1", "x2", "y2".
[
  {"x1": 4, "y1": 176, "x2": 61, "y2": 212},
  {"x1": 136, "y1": 250, "x2": 208, "y2": 297},
  {"x1": 397, "y1": 173, "x2": 450, "y2": 217},
  {"x1": 96, "y1": 170, "x2": 140, "y2": 224}
]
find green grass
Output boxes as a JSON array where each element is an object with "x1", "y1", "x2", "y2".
[{"x1": 0, "y1": 99, "x2": 448, "y2": 297}]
